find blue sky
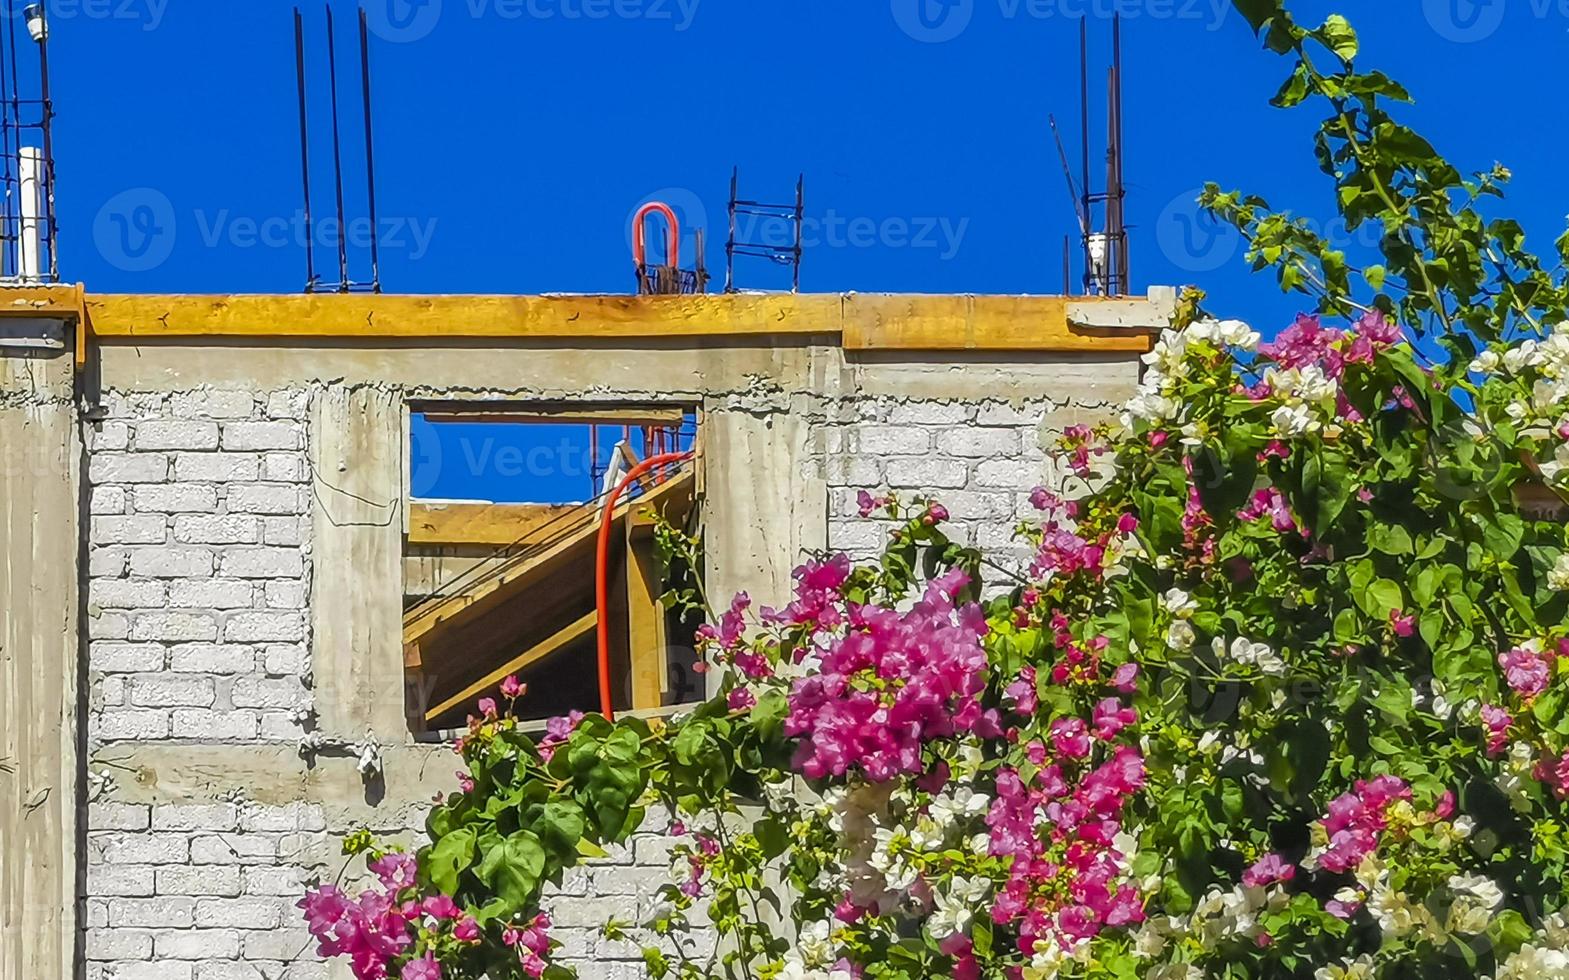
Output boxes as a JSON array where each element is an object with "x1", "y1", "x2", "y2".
[{"x1": 53, "y1": 0, "x2": 1566, "y2": 499}]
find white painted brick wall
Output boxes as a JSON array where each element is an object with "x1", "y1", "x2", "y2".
[
  {"x1": 82, "y1": 387, "x2": 1122, "y2": 980},
  {"x1": 87, "y1": 389, "x2": 314, "y2": 750},
  {"x1": 825, "y1": 396, "x2": 1067, "y2": 577}
]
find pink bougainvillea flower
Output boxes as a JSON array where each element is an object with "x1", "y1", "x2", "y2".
[
  {"x1": 925, "y1": 502, "x2": 950, "y2": 524},
  {"x1": 1260, "y1": 314, "x2": 1346, "y2": 375},
  {"x1": 1091, "y1": 697, "x2": 1137, "y2": 740},
  {"x1": 476, "y1": 698, "x2": 498, "y2": 719},
  {"x1": 1499, "y1": 645, "x2": 1552, "y2": 699},
  {"x1": 421, "y1": 896, "x2": 460, "y2": 921},
  {"x1": 1243, "y1": 853, "x2": 1297, "y2": 888},
  {"x1": 1481, "y1": 704, "x2": 1513, "y2": 757},
  {"x1": 455, "y1": 771, "x2": 474, "y2": 794},
  {"x1": 1389, "y1": 610, "x2": 1416, "y2": 638},
  {"x1": 727, "y1": 687, "x2": 756, "y2": 711},
  {"x1": 785, "y1": 568, "x2": 993, "y2": 782},
  {"x1": 1005, "y1": 666, "x2": 1038, "y2": 714},
  {"x1": 401, "y1": 953, "x2": 442, "y2": 980},
  {"x1": 1536, "y1": 750, "x2": 1569, "y2": 800},
  {"x1": 453, "y1": 915, "x2": 480, "y2": 942},
  {"x1": 1049, "y1": 717, "x2": 1092, "y2": 760},
  {"x1": 368, "y1": 853, "x2": 417, "y2": 892},
  {"x1": 1110, "y1": 662, "x2": 1139, "y2": 694},
  {"x1": 500, "y1": 675, "x2": 525, "y2": 700}
]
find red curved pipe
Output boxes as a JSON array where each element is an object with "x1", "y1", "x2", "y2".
[
  {"x1": 597, "y1": 450, "x2": 694, "y2": 719},
  {"x1": 632, "y1": 202, "x2": 680, "y2": 270}
]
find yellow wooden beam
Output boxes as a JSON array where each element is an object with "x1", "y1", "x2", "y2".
[
  {"x1": 78, "y1": 291, "x2": 1162, "y2": 352},
  {"x1": 408, "y1": 502, "x2": 585, "y2": 548},
  {"x1": 84, "y1": 293, "x2": 844, "y2": 340},
  {"x1": 626, "y1": 501, "x2": 668, "y2": 711},
  {"x1": 418, "y1": 405, "x2": 689, "y2": 427},
  {"x1": 402, "y1": 468, "x2": 696, "y2": 646},
  {"x1": 423, "y1": 610, "x2": 598, "y2": 722},
  {"x1": 0, "y1": 284, "x2": 82, "y2": 318},
  {"x1": 841, "y1": 294, "x2": 1155, "y2": 353}
]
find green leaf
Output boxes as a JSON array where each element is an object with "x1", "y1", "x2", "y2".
[
  {"x1": 478, "y1": 831, "x2": 547, "y2": 914},
  {"x1": 1318, "y1": 14, "x2": 1358, "y2": 61},
  {"x1": 425, "y1": 826, "x2": 477, "y2": 896},
  {"x1": 535, "y1": 800, "x2": 587, "y2": 861}
]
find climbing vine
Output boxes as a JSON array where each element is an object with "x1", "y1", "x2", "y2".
[{"x1": 300, "y1": 6, "x2": 1569, "y2": 979}]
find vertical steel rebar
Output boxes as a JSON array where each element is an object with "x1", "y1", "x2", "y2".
[
  {"x1": 36, "y1": 11, "x2": 54, "y2": 282},
  {"x1": 294, "y1": 8, "x2": 317, "y2": 292},
  {"x1": 325, "y1": 5, "x2": 350, "y2": 293},
  {"x1": 358, "y1": 7, "x2": 381, "y2": 293},
  {"x1": 793, "y1": 174, "x2": 804, "y2": 294}
]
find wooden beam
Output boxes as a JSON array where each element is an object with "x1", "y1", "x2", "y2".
[
  {"x1": 423, "y1": 610, "x2": 597, "y2": 722},
  {"x1": 408, "y1": 502, "x2": 585, "y2": 548},
  {"x1": 840, "y1": 294, "x2": 1156, "y2": 353},
  {"x1": 402, "y1": 468, "x2": 695, "y2": 647},
  {"x1": 626, "y1": 502, "x2": 668, "y2": 711},
  {"x1": 84, "y1": 293, "x2": 844, "y2": 340},
  {"x1": 79, "y1": 291, "x2": 1166, "y2": 352},
  {"x1": 417, "y1": 404, "x2": 689, "y2": 427}
]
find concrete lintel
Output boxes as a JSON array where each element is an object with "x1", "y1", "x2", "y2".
[{"x1": 1066, "y1": 286, "x2": 1178, "y2": 331}]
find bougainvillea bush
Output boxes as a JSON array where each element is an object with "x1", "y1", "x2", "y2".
[{"x1": 300, "y1": 5, "x2": 1569, "y2": 980}]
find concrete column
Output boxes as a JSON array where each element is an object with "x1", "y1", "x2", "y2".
[
  {"x1": 701, "y1": 407, "x2": 826, "y2": 640},
  {"x1": 310, "y1": 386, "x2": 408, "y2": 741},
  {"x1": 0, "y1": 345, "x2": 81, "y2": 980}
]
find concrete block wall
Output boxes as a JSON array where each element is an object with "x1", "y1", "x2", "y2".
[
  {"x1": 86, "y1": 388, "x2": 315, "y2": 748},
  {"x1": 75, "y1": 370, "x2": 1133, "y2": 980},
  {"x1": 84, "y1": 387, "x2": 326, "y2": 980},
  {"x1": 826, "y1": 395, "x2": 1112, "y2": 581}
]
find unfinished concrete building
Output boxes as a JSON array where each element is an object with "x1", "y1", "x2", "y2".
[{"x1": 0, "y1": 285, "x2": 1171, "y2": 980}]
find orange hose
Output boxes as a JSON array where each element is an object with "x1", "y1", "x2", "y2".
[
  {"x1": 597, "y1": 451, "x2": 693, "y2": 719},
  {"x1": 631, "y1": 202, "x2": 680, "y2": 270}
]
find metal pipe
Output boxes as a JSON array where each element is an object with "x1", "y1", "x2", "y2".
[
  {"x1": 596, "y1": 452, "x2": 693, "y2": 719},
  {"x1": 1079, "y1": 17, "x2": 1091, "y2": 295},
  {"x1": 17, "y1": 145, "x2": 40, "y2": 281},
  {"x1": 35, "y1": 12, "x2": 54, "y2": 282},
  {"x1": 632, "y1": 201, "x2": 680, "y2": 281}
]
